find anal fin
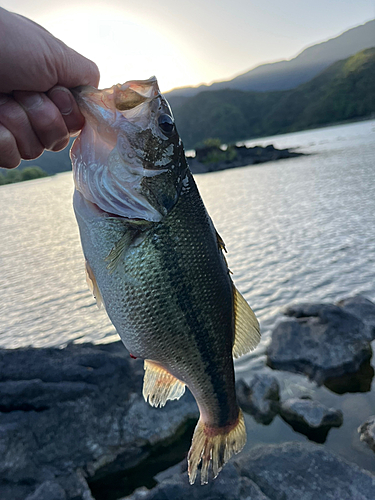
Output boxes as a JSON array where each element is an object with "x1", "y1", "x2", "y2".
[
  {"x1": 85, "y1": 261, "x2": 103, "y2": 309},
  {"x1": 143, "y1": 360, "x2": 185, "y2": 408},
  {"x1": 232, "y1": 287, "x2": 260, "y2": 358}
]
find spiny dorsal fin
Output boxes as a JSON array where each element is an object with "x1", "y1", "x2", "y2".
[
  {"x1": 232, "y1": 287, "x2": 260, "y2": 358},
  {"x1": 143, "y1": 360, "x2": 185, "y2": 408},
  {"x1": 85, "y1": 261, "x2": 103, "y2": 309},
  {"x1": 216, "y1": 230, "x2": 227, "y2": 253},
  {"x1": 216, "y1": 229, "x2": 233, "y2": 273}
]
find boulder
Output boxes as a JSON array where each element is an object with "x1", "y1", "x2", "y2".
[
  {"x1": 267, "y1": 299, "x2": 374, "y2": 386},
  {"x1": 0, "y1": 342, "x2": 198, "y2": 500},
  {"x1": 279, "y1": 397, "x2": 343, "y2": 442},
  {"x1": 358, "y1": 415, "x2": 375, "y2": 453},
  {"x1": 122, "y1": 462, "x2": 271, "y2": 500},
  {"x1": 123, "y1": 442, "x2": 375, "y2": 500},
  {"x1": 235, "y1": 442, "x2": 375, "y2": 500},
  {"x1": 236, "y1": 374, "x2": 280, "y2": 424},
  {"x1": 338, "y1": 296, "x2": 375, "y2": 339}
]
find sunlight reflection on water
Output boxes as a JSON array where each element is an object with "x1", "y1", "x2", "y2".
[{"x1": 0, "y1": 120, "x2": 374, "y2": 353}]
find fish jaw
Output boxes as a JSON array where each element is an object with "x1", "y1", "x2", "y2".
[{"x1": 70, "y1": 77, "x2": 186, "y2": 222}]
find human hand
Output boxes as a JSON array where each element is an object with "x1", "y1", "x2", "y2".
[{"x1": 0, "y1": 8, "x2": 100, "y2": 169}]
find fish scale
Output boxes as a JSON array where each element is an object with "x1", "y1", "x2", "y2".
[{"x1": 71, "y1": 77, "x2": 260, "y2": 484}]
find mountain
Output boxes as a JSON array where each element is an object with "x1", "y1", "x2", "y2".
[
  {"x1": 15, "y1": 44, "x2": 375, "y2": 176},
  {"x1": 173, "y1": 48, "x2": 375, "y2": 148},
  {"x1": 166, "y1": 19, "x2": 375, "y2": 109}
]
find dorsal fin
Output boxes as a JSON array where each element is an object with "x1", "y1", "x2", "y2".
[
  {"x1": 143, "y1": 360, "x2": 186, "y2": 408},
  {"x1": 232, "y1": 287, "x2": 260, "y2": 358},
  {"x1": 216, "y1": 230, "x2": 227, "y2": 253},
  {"x1": 85, "y1": 261, "x2": 103, "y2": 309}
]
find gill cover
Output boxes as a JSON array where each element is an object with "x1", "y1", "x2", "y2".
[{"x1": 71, "y1": 77, "x2": 184, "y2": 222}]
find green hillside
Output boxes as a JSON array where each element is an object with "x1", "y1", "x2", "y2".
[{"x1": 173, "y1": 48, "x2": 375, "y2": 149}]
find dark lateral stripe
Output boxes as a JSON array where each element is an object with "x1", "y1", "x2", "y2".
[{"x1": 155, "y1": 174, "x2": 237, "y2": 426}]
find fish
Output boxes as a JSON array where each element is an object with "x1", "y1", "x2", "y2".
[{"x1": 70, "y1": 77, "x2": 260, "y2": 485}]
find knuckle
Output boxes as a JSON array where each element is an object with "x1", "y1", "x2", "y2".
[{"x1": 0, "y1": 98, "x2": 29, "y2": 129}]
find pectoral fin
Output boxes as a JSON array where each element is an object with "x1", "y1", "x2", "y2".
[
  {"x1": 232, "y1": 287, "x2": 260, "y2": 358},
  {"x1": 143, "y1": 360, "x2": 185, "y2": 408},
  {"x1": 85, "y1": 261, "x2": 103, "y2": 309},
  {"x1": 105, "y1": 227, "x2": 141, "y2": 273}
]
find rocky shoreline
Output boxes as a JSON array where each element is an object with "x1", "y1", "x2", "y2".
[
  {"x1": 1, "y1": 295, "x2": 375, "y2": 500},
  {"x1": 187, "y1": 143, "x2": 304, "y2": 174}
]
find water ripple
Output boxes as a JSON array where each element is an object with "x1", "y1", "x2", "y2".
[{"x1": 0, "y1": 120, "x2": 374, "y2": 356}]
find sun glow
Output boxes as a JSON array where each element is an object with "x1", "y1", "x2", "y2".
[{"x1": 37, "y1": 7, "x2": 199, "y2": 92}]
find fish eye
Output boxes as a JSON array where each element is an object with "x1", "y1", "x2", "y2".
[{"x1": 158, "y1": 114, "x2": 175, "y2": 136}]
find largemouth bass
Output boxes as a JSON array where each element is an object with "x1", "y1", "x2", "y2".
[{"x1": 71, "y1": 77, "x2": 260, "y2": 485}]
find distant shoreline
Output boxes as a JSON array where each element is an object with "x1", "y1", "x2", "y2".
[
  {"x1": 187, "y1": 141, "x2": 305, "y2": 174},
  {"x1": 5, "y1": 115, "x2": 374, "y2": 181}
]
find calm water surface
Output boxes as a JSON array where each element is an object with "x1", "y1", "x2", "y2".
[{"x1": 1, "y1": 119, "x2": 375, "y2": 472}]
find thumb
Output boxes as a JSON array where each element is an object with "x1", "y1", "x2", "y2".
[{"x1": 56, "y1": 46, "x2": 100, "y2": 89}]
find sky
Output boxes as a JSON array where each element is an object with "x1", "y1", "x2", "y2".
[{"x1": 2, "y1": 0, "x2": 375, "y2": 92}]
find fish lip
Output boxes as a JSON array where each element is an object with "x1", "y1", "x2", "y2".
[{"x1": 70, "y1": 85, "x2": 92, "y2": 101}]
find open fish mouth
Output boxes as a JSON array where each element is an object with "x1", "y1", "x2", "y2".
[
  {"x1": 70, "y1": 77, "x2": 178, "y2": 222},
  {"x1": 71, "y1": 77, "x2": 162, "y2": 123}
]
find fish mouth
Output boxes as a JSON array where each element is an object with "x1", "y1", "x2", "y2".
[
  {"x1": 71, "y1": 77, "x2": 161, "y2": 118},
  {"x1": 70, "y1": 77, "x2": 172, "y2": 223}
]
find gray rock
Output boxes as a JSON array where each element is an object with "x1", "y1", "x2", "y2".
[
  {"x1": 267, "y1": 299, "x2": 373, "y2": 385},
  {"x1": 235, "y1": 442, "x2": 375, "y2": 500},
  {"x1": 236, "y1": 374, "x2": 280, "y2": 424},
  {"x1": 24, "y1": 481, "x2": 67, "y2": 500},
  {"x1": 122, "y1": 462, "x2": 271, "y2": 500},
  {"x1": 358, "y1": 415, "x2": 375, "y2": 453},
  {"x1": 279, "y1": 397, "x2": 343, "y2": 442},
  {"x1": 338, "y1": 296, "x2": 375, "y2": 339},
  {"x1": 0, "y1": 342, "x2": 198, "y2": 500},
  {"x1": 124, "y1": 442, "x2": 375, "y2": 500}
]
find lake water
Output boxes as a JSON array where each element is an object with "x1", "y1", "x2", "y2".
[{"x1": 1, "y1": 119, "x2": 375, "y2": 473}]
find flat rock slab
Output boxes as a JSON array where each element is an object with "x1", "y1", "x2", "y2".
[
  {"x1": 358, "y1": 415, "x2": 375, "y2": 453},
  {"x1": 123, "y1": 442, "x2": 375, "y2": 500},
  {"x1": 236, "y1": 374, "x2": 280, "y2": 424},
  {"x1": 0, "y1": 342, "x2": 198, "y2": 500},
  {"x1": 279, "y1": 397, "x2": 343, "y2": 443},
  {"x1": 267, "y1": 297, "x2": 374, "y2": 385}
]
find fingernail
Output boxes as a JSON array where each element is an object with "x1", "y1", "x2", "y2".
[
  {"x1": 18, "y1": 92, "x2": 44, "y2": 110},
  {"x1": 49, "y1": 88, "x2": 73, "y2": 115}
]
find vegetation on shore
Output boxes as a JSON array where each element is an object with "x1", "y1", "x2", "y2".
[
  {"x1": 174, "y1": 48, "x2": 375, "y2": 148},
  {"x1": 188, "y1": 138, "x2": 304, "y2": 173},
  {"x1": 0, "y1": 166, "x2": 48, "y2": 185}
]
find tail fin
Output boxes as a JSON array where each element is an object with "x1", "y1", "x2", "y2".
[{"x1": 187, "y1": 409, "x2": 246, "y2": 485}]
